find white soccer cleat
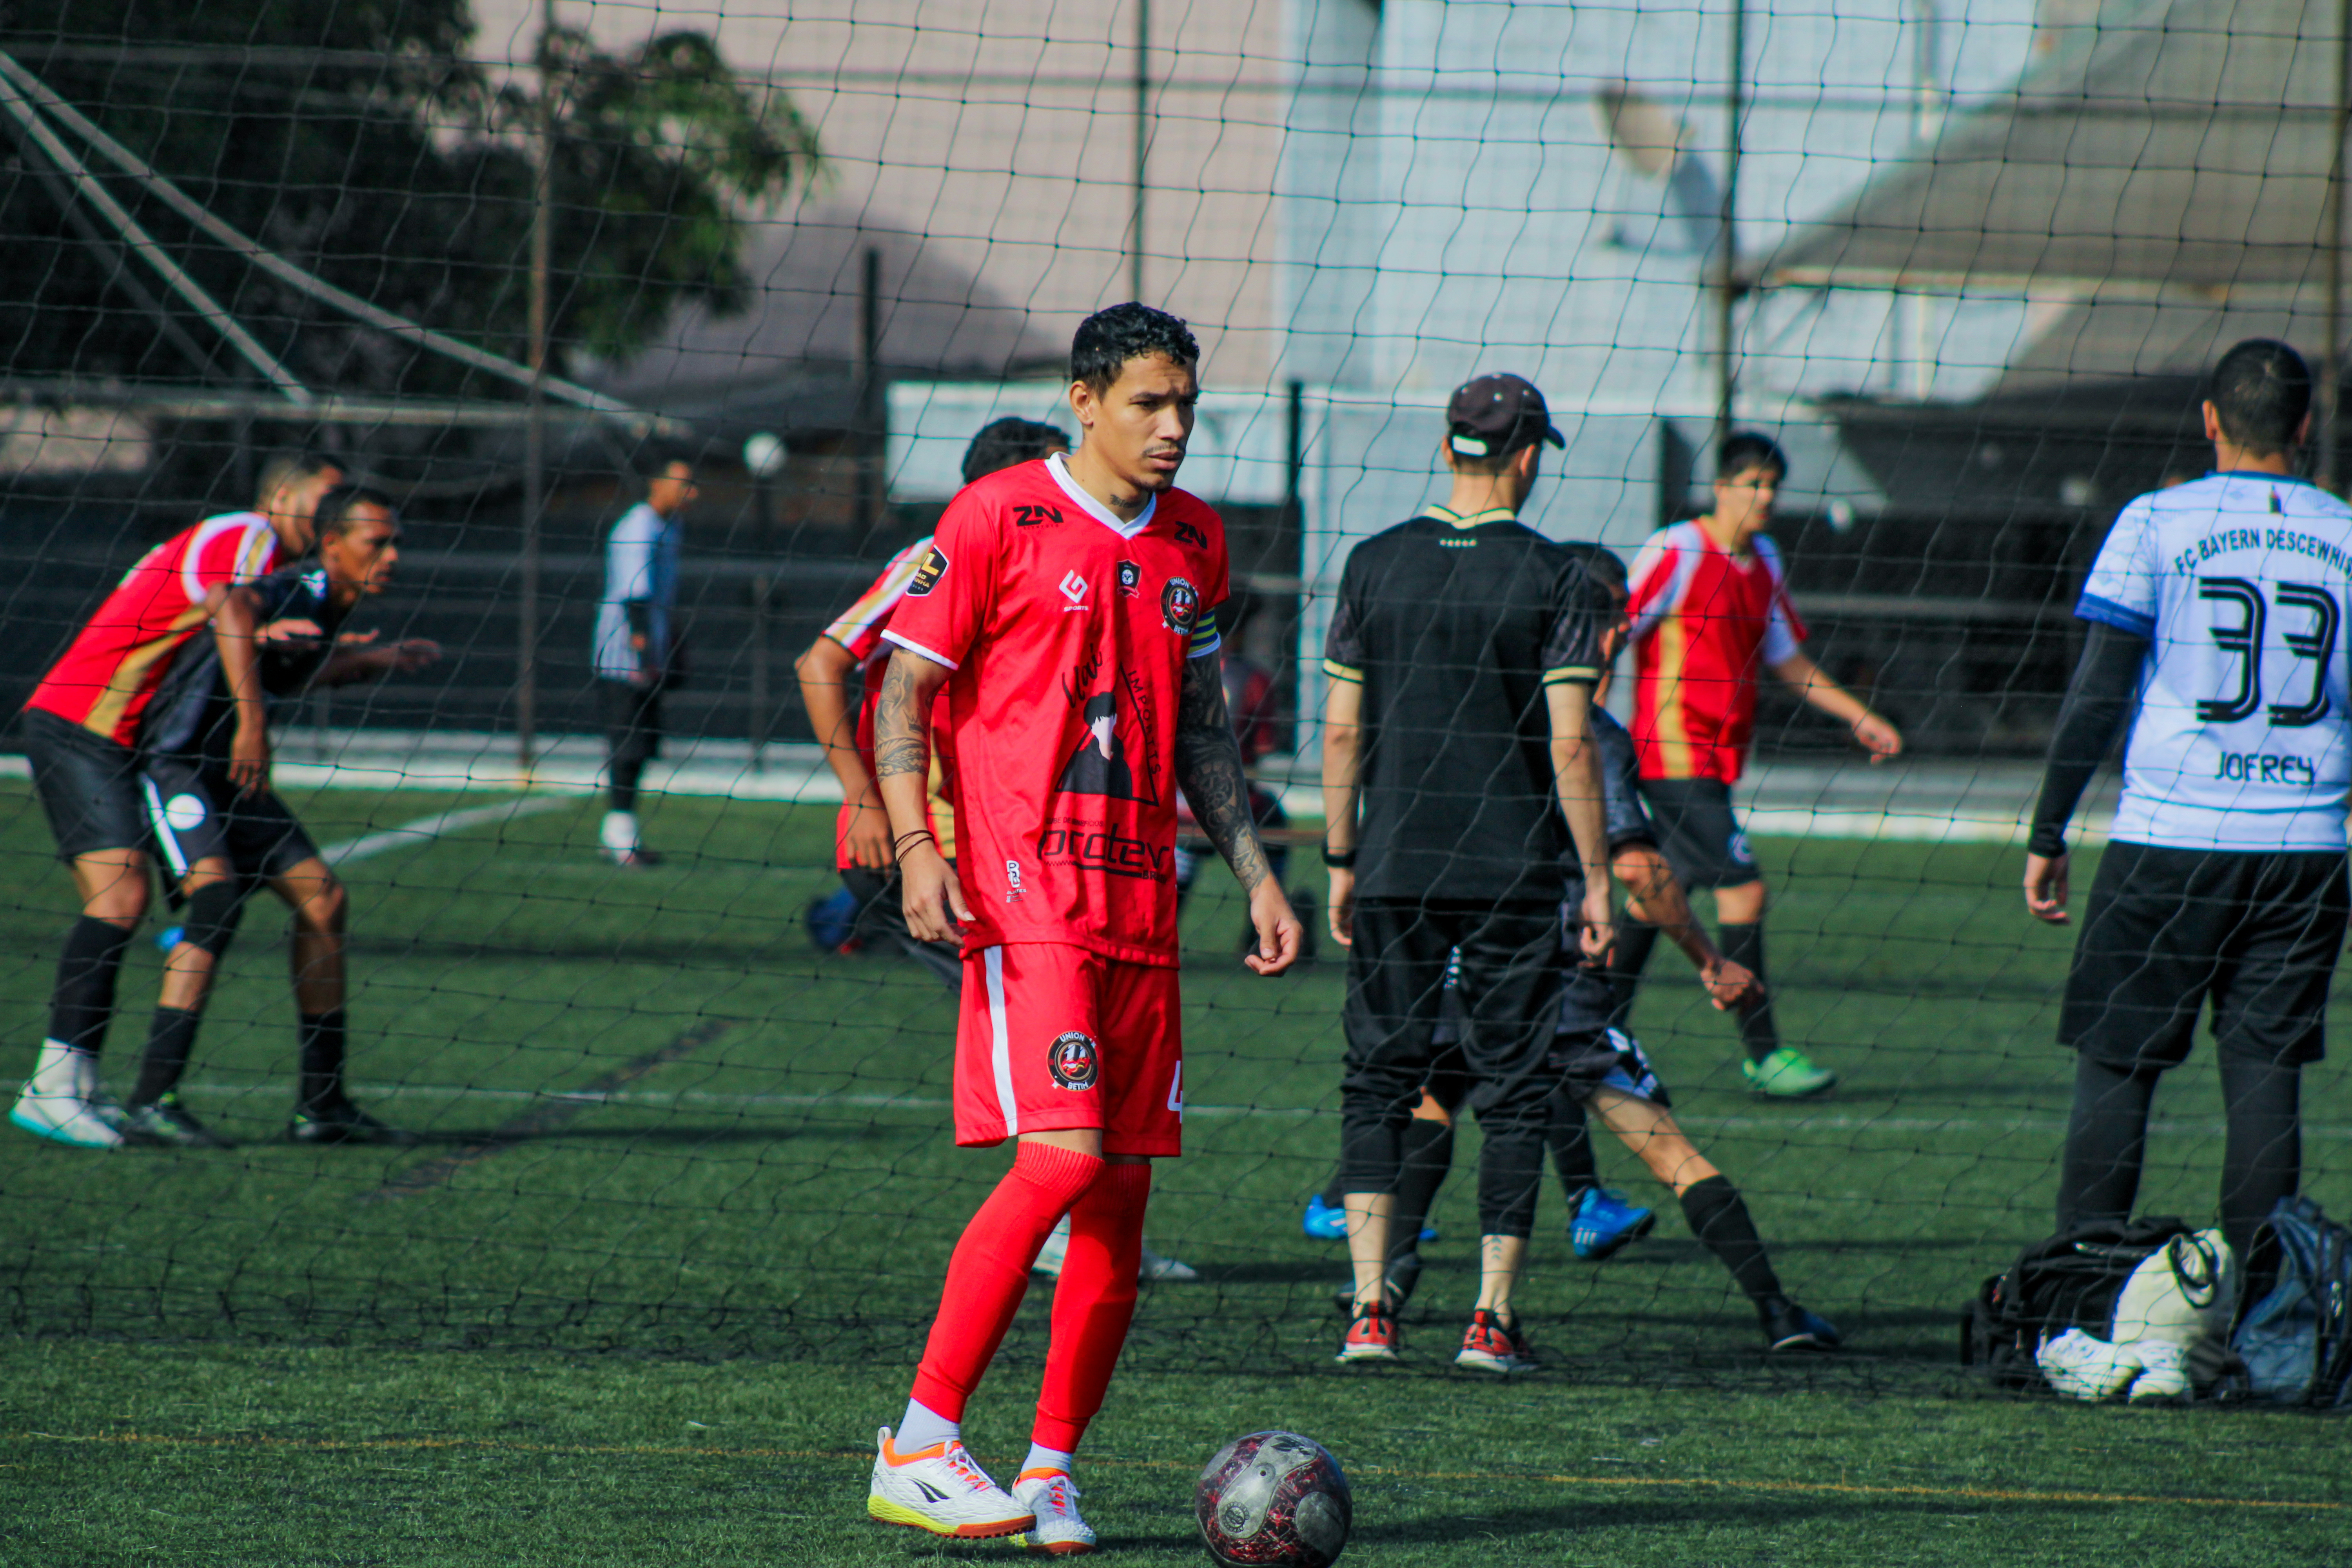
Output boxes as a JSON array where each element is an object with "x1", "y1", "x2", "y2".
[
  {"x1": 9, "y1": 1083, "x2": 126, "y2": 1149},
  {"x1": 1012, "y1": 1468, "x2": 1098, "y2": 1555},
  {"x1": 866, "y1": 1427, "x2": 1033, "y2": 1540},
  {"x1": 2037, "y1": 1328, "x2": 2140, "y2": 1401},
  {"x1": 2125, "y1": 1339, "x2": 2192, "y2": 1402},
  {"x1": 1140, "y1": 1244, "x2": 1198, "y2": 1283},
  {"x1": 1032, "y1": 1218, "x2": 1197, "y2": 1282}
]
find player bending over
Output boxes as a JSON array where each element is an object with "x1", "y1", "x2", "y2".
[
  {"x1": 121, "y1": 486, "x2": 439, "y2": 1147},
  {"x1": 795, "y1": 417, "x2": 1069, "y2": 987},
  {"x1": 2026, "y1": 339, "x2": 2352, "y2": 1277},
  {"x1": 1613, "y1": 433, "x2": 1902, "y2": 1098},
  {"x1": 12, "y1": 454, "x2": 342, "y2": 1148},
  {"x1": 861, "y1": 304, "x2": 1301, "y2": 1553}
]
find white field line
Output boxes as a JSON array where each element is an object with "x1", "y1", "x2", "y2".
[
  {"x1": 321, "y1": 794, "x2": 575, "y2": 866},
  {"x1": 171, "y1": 1076, "x2": 2352, "y2": 1140}
]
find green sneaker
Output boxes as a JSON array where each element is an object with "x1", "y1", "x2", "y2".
[{"x1": 1742, "y1": 1047, "x2": 1837, "y2": 1099}]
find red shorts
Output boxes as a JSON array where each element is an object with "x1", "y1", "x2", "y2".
[{"x1": 955, "y1": 943, "x2": 1183, "y2": 1157}]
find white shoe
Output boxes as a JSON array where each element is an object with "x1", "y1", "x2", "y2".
[
  {"x1": 1031, "y1": 1218, "x2": 1198, "y2": 1283},
  {"x1": 866, "y1": 1427, "x2": 1033, "y2": 1539},
  {"x1": 2125, "y1": 1339, "x2": 2192, "y2": 1402},
  {"x1": 2037, "y1": 1328, "x2": 2140, "y2": 1400},
  {"x1": 10, "y1": 1083, "x2": 126, "y2": 1148},
  {"x1": 1012, "y1": 1469, "x2": 1097, "y2": 1555}
]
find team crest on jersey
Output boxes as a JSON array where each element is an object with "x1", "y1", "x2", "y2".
[
  {"x1": 907, "y1": 544, "x2": 949, "y2": 597},
  {"x1": 1161, "y1": 577, "x2": 1201, "y2": 634},
  {"x1": 1117, "y1": 560, "x2": 1141, "y2": 597},
  {"x1": 1047, "y1": 1031, "x2": 1101, "y2": 1091}
]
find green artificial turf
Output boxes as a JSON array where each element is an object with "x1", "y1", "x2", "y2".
[{"x1": 1, "y1": 782, "x2": 2348, "y2": 1564}]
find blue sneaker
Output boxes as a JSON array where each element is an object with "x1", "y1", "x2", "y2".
[
  {"x1": 1303, "y1": 1194, "x2": 1347, "y2": 1240},
  {"x1": 804, "y1": 886, "x2": 862, "y2": 953},
  {"x1": 1570, "y1": 1187, "x2": 1655, "y2": 1261}
]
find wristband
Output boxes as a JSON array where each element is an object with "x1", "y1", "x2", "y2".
[
  {"x1": 1321, "y1": 844, "x2": 1356, "y2": 869},
  {"x1": 893, "y1": 829, "x2": 938, "y2": 857}
]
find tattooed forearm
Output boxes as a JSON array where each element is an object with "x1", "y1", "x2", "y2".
[
  {"x1": 1173, "y1": 655, "x2": 1275, "y2": 894},
  {"x1": 873, "y1": 655, "x2": 930, "y2": 780}
]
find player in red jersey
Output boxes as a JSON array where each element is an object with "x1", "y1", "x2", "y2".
[
  {"x1": 860, "y1": 305, "x2": 1301, "y2": 1553},
  {"x1": 796, "y1": 417, "x2": 1070, "y2": 982},
  {"x1": 11, "y1": 454, "x2": 343, "y2": 1148},
  {"x1": 1614, "y1": 433, "x2": 1901, "y2": 1097}
]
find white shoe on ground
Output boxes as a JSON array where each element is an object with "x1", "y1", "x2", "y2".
[
  {"x1": 1031, "y1": 1217, "x2": 1198, "y2": 1281},
  {"x1": 1012, "y1": 1468, "x2": 1098, "y2": 1555},
  {"x1": 866, "y1": 1426, "x2": 1033, "y2": 1539},
  {"x1": 9, "y1": 1083, "x2": 126, "y2": 1148}
]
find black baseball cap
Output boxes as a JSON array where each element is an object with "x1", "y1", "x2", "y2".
[{"x1": 1446, "y1": 373, "x2": 1567, "y2": 459}]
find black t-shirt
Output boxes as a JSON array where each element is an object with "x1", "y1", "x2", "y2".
[
  {"x1": 141, "y1": 565, "x2": 348, "y2": 766},
  {"x1": 1323, "y1": 508, "x2": 1608, "y2": 901}
]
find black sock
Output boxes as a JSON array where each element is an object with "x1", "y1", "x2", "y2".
[
  {"x1": 49, "y1": 916, "x2": 134, "y2": 1055},
  {"x1": 1389, "y1": 1117, "x2": 1455, "y2": 1263},
  {"x1": 1718, "y1": 922, "x2": 1779, "y2": 1064},
  {"x1": 1548, "y1": 1086, "x2": 1598, "y2": 1209},
  {"x1": 298, "y1": 1009, "x2": 350, "y2": 1112},
  {"x1": 2057, "y1": 1054, "x2": 2158, "y2": 1234},
  {"x1": 610, "y1": 756, "x2": 644, "y2": 815},
  {"x1": 131, "y1": 1008, "x2": 202, "y2": 1105},
  {"x1": 1679, "y1": 1174, "x2": 1782, "y2": 1305},
  {"x1": 2218, "y1": 1054, "x2": 2301, "y2": 1267},
  {"x1": 1604, "y1": 920, "x2": 1661, "y2": 1031}
]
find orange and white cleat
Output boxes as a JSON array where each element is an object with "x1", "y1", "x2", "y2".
[
  {"x1": 1011, "y1": 1468, "x2": 1097, "y2": 1555},
  {"x1": 866, "y1": 1427, "x2": 1034, "y2": 1539}
]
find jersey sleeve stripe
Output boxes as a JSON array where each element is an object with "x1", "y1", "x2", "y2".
[
  {"x1": 823, "y1": 546, "x2": 927, "y2": 653},
  {"x1": 880, "y1": 628, "x2": 960, "y2": 671},
  {"x1": 1321, "y1": 658, "x2": 1364, "y2": 683},
  {"x1": 2075, "y1": 593, "x2": 2156, "y2": 637},
  {"x1": 1542, "y1": 665, "x2": 1602, "y2": 686},
  {"x1": 1187, "y1": 627, "x2": 1221, "y2": 659}
]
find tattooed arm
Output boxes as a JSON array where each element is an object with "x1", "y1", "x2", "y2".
[
  {"x1": 875, "y1": 651, "x2": 969, "y2": 939},
  {"x1": 1174, "y1": 653, "x2": 1302, "y2": 976}
]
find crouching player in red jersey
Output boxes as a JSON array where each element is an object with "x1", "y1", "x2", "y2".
[{"x1": 862, "y1": 304, "x2": 1302, "y2": 1552}]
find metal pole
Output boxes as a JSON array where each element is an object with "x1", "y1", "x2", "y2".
[
  {"x1": 519, "y1": 0, "x2": 555, "y2": 773},
  {"x1": 749, "y1": 573, "x2": 771, "y2": 771},
  {"x1": 1715, "y1": 0, "x2": 1744, "y2": 451},
  {"x1": 1131, "y1": 0, "x2": 1149, "y2": 302},
  {"x1": 856, "y1": 245, "x2": 882, "y2": 538},
  {"x1": 2324, "y1": 0, "x2": 2350, "y2": 493}
]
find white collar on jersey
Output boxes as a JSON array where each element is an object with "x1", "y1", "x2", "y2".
[{"x1": 1045, "y1": 451, "x2": 1158, "y2": 540}]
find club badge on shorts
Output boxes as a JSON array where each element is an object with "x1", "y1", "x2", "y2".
[
  {"x1": 1047, "y1": 1031, "x2": 1101, "y2": 1091},
  {"x1": 1161, "y1": 576, "x2": 1200, "y2": 634}
]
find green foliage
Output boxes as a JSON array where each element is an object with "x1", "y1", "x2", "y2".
[{"x1": 0, "y1": 2, "x2": 817, "y2": 392}]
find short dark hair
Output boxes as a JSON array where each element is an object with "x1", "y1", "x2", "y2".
[
  {"x1": 1070, "y1": 303, "x2": 1199, "y2": 395},
  {"x1": 314, "y1": 483, "x2": 396, "y2": 538},
  {"x1": 1718, "y1": 432, "x2": 1789, "y2": 483},
  {"x1": 2207, "y1": 338, "x2": 2312, "y2": 454},
  {"x1": 961, "y1": 417, "x2": 1071, "y2": 485},
  {"x1": 256, "y1": 452, "x2": 341, "y2": 508},
  {"x1": 1566, "y1": 543, "x2": 1629, "y2": 598}
]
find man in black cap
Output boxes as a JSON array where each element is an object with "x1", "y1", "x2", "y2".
[{"x1": 1321, "y1": 372, "x2": 1617, "y2": 1372}]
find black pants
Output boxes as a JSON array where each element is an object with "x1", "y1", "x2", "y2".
[{"x1": 1339, "y1": 898, "x2": 1563, "y2": 1239}]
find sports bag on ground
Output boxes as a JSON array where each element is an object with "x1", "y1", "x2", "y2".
[
  {"x1": 1962, "y1": 1217, "x2": 2198, "y2": 1389},
  {"x1": 2232, "y1": 1196, "x2": 2352, "y2": 1408}
]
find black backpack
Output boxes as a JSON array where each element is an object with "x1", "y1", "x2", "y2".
[
  {"x1": 2232, "y1": 1196, "x2": 2352, "y2": 1407},
  {"x1": 1962, "y1": 1217, "x2": 2195, "y2": 1388}
]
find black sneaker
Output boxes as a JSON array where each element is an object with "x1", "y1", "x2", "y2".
[
  {"x1": 1760, "y1": 1296, "x2": 1842, "y2": 1352},
  {"x1": 122, "y1": 1093, "x2": 235, "y2": 1149},
  {"x1": 286, "y1": 1100, "x2": 418, "y2": 1146}
]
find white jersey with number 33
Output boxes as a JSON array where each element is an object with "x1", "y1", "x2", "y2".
[{"x1": 2079, "y1": 471, "x2": 2352, "y2": 852}]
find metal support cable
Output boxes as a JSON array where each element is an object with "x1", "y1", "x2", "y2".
[
  {"x1": 0, "y1": 49, "x2": 636, "y2": 418},
  {"x1": 0, "y1": 63, "x2": 310, "y2": 401}
]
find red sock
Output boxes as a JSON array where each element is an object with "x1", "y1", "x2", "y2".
[
  {"x1": 1033, "y1": 1160, "x2": 1152, "y2": 1452},
  {"x1": 910, "y1": 1142, "x2": 1105, "y2": 1420}
]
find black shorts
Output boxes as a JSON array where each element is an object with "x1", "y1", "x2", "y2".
[
  {"x1": 601, "y1": 679, "x2": 663, "y2": 768},
  {"x1": 1638, "y1": 777, "x2": 1761, "y2": 891},
  {"x1": 141, "y1": 755, "x2": 320, "y2": 883},
  {"x1": 22, "y1": 707, "x2": 147, "y2": 860},
  {"x1": 2060, "y1": 840, "x2": 2349, "y2": 1070},
  {"x1": 1547, "y1": 1025, "x2": 1670, "y2": 1107}
]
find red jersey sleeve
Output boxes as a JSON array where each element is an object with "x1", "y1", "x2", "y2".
[
  {"x1": 187, "y1": 516, "x2": 279, "y2": 603},
  {"x1": 824, "y1": 537, "x2": 929, "y2": 661},
  {"x1": 881, "y1": 493, "x2": 1000, "y2": 671},
  {"x1": 1757, "y1": 536, "x2": 1809, "y2": 662}
]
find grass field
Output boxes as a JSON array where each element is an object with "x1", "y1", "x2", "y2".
[{"x1": 4, "y1": 780, "x2": 2349, "y2": 1565}]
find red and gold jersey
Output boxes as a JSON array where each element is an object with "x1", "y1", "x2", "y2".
[
  {"x1": 25, "y1": 512, "x2": 281, "y2": 747},
  {"x1": 1626, "y1": 521, "x2": 1808, "y2": 784},
  {"x1": 882, "y1": 454, "x2": 1228, "y2": 966},
  {"x1": 820, "y1": 536, "x2": 958, "y2": 867}
]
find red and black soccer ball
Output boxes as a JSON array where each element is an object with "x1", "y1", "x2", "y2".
[{"x1": 1195, "y1": 1430, "x2": 1352, "y2": 1567}]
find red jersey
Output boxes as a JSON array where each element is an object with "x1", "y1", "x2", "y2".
[
  {"x1": 1626, "y1": 521, "x2": 1807, "y2": 784},
  {"x1": 820, "y1": 537, "x2": 957, "y2": 869},
  {"x1": 25, "y1": 512, "x2": 281, "y2": 747},
  {"x1": 882, "y1": 454, "x2": 1229, "y2": 965}
]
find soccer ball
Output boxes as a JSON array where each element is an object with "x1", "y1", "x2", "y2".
[{"x1": 1195, "y1": 1430, "x2": 1352, "y2": 1567}]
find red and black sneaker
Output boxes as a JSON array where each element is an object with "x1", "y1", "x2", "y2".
[
  {"x1": 1455, "y1": 1307, "x2": 1535, "y2": 1374},
  {"x1": 1336, "y1": 1298, "x2": 1402, "y2": 1363}
]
